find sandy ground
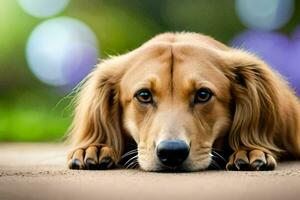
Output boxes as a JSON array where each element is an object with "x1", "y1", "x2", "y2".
[{"x1": 0, "y1": 143, "x2": 300, "y2": 200}]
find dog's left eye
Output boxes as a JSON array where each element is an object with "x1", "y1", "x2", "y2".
[
  {"x1": 194, "y1": 88, "x2": 213, "y2": 103},
  {"x1": 135, "y1": 89, "x2": 153, "y2": 104}
]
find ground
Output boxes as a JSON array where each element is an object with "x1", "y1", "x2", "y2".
[{"x1": 0, "y1": 143, "x2": 300, "y2": 200}]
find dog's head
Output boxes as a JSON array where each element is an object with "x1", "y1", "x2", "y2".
[{"x1": 70, "y1": 33, "x2": 283, "y2": 171}]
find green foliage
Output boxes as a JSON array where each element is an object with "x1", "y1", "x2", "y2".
[{"x1": 0, "y1": 92, "x2": 72, "y2": 142}]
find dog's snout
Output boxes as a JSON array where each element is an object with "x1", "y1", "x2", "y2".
[{"x1": 156, "y1": 140, "x2": 189, "y2": 168}]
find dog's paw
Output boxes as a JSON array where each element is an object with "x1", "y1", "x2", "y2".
[
  {"x1": 68, "y1": 145, "x2": 117, "y2": 170},
  {"x1": 226, "y1": 149, "x2": 277, "y2": 171}
]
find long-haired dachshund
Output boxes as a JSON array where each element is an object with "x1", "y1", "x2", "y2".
[{"x1": 67, "y1": 32, "x2": 300, "y2": 171}]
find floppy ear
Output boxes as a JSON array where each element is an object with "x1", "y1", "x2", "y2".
[
  {"x1": 222, "y1": 50, "x2": 289, "y2": 157},
  {"x1": 68, "y1": 56, "x2": 127, "y2": 160}
]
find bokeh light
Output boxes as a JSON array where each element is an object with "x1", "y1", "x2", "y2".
[
  {"x1": 18, "y1": 0, "x2": 70, "y2": 18},
  {"x1": 235, "y1": 0, "x2": 294, "y2": 31},
  {"x1": 26, "y1": 17, "x2": 99, "y2": 87},
  {"x1": 231, "y1": 30, "x2": 300, "y2": 95},
  {"x1": 231, "y1": 30, "x2": 290, "y2": 71}
]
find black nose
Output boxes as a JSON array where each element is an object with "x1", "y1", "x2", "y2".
[{"x1": 156, "y1": 140, "x2": 190, "y2": 168}]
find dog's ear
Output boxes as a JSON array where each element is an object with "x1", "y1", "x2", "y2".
[
  {"x1": 68, "y1": 56, "x2": 128, "y2": 160},
  {"x1": 222, "y1": 50, "x2": 288, "y2": 157}
]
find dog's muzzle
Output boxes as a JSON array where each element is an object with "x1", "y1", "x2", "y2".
[{"x1": 156, "y1": 139, "x2": 190, "y2": 168}]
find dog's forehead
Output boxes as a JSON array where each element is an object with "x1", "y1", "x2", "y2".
[
  {"x1": 120, "y1": 44, "x2": 173, "y2": 92},
  {"x1": 120, "y1": 42, "x2": 230, "y2": 98},
  {"x1": 172, "y1": 44, "x2": 230, "y2": 93}
]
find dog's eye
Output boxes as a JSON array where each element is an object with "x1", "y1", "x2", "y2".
[
  {"x1": 135, "y1": 89, "x2": 153, "y2": 104},
  {"x1": 194, "y1": 88, "x2": 213, "y2": 103}
]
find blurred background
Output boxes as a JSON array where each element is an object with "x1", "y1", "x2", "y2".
[{"x1": 0, "y1": 0, "x2": 299, "y2": 142}]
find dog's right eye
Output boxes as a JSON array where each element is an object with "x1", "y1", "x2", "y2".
[
  {"x1": 135, "y1": 89, "x2": 153, "y2": 104},
  {"x1": 194, "y1": 88, "x2": 213, "y2": 104}
]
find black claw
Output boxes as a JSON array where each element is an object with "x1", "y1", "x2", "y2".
[
  {"x1": 99, "y1": 157, "x2": 115, "y2": 169},
  {"x1": 264, "y1": 163, "x2": 275, "y2": 171},
  {"x1": 71, "y1": 159, "x2": 82, "y2": 170},
  {"x1": 235, "y1": 159, "x2": 251, "y2": 171},
  {"x1": 251, "y1": 160, "x2": 265, "y2": 171},
  {"x1": 85, "y1": 158, "x2": 98, "y2": 170},
  {"x1": 227, "y1": 164, "x2": 238, "y2": 171}
]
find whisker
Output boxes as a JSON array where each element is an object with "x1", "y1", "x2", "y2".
[
  {"x1": 124, "y1": 155, "x2": 138, "y2": 167},
  {"x1": 124, "y1": 149, "x2": 138, "y2": 155},
  {"x1": 133, "y1": 162, "x2": 140, "y2": 169},
  {"x1": 126, "y1": 160, "x2": 138, "y2": 169},
  {"x1": 121, "y1": 150, "x2": 138, "y2": 160},
  {"x1": 127, "y1": 160, "x2": 139, "y2": 169},
  {"x1": 124, "y1": 155, "x2": 138, "y2": 168},
  {"x1": 210, "y1": 158, "x2": 221, "y2": 170},
  {"x1": 212, "y1": 150, "x2": 227, "y2": 163},
  {"x1": 121, "y1": 149, "x2": 138, "y2": 159}
]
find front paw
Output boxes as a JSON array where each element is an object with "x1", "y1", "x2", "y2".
[
  {"x1": 68, "y1": 145, "x2": 117, "y2": 170},
  {"x1": 226, "y1": 149, "x2": 277, "y2": 171}
]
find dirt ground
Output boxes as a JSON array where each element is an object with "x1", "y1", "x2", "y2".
[{"x1": 0, "y1": 143, "x2": 300, "y2": 200}]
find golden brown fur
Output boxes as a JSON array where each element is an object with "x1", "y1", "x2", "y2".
[{"x1": 67, "y1": 32, "x2": 300, "y2": 171}]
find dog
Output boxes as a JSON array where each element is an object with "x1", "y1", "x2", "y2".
[{"x1": 67, "y1": 32, "x2": 300, "y2": 171}]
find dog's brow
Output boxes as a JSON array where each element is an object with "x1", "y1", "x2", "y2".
[
  {"x1": 131, "y1": 75, "x2": 159, "y2": 94},
  {"x1": 184, "y1": 77, "x2": 214, "y2": 90},
  {"x1": 184, "y1": 79, "x2": 217, "y2": 94}
]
